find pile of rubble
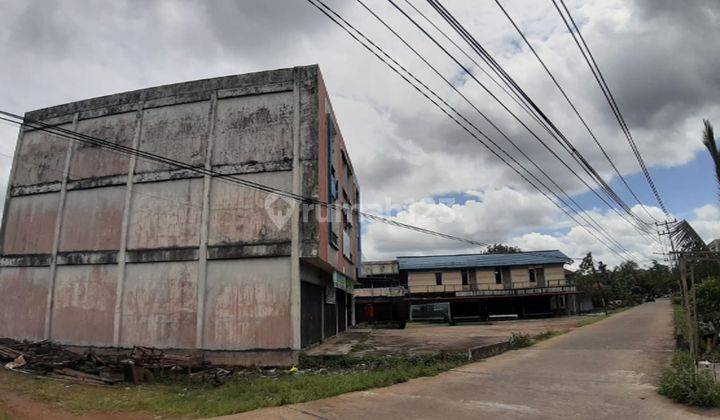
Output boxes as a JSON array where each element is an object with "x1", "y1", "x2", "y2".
[{"x1": 0, "y1": 338, "x2": 233, "y2": 385}]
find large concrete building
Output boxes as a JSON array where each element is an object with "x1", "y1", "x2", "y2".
[{"x1": 0, "y1": 65, "x2": 360, "y2": 365}]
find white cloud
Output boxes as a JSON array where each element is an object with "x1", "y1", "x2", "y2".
[{"x1": 362, "y1": 197, "x2": 719, "y2": 268}]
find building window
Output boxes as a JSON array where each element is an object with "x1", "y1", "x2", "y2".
[
  {"x1": 529, "y1": 267, "x2": 545, "y2": 283},
  {"x1": 435, "y1": 272, "x2": 443, "y2": 286},
  {"x1": 342, "y1": 227, "x2": 352, "y2": 260},
  {"x1": 494, "y1": 267, "x2": 502, "y2": 284},
  {"x1": 461, "y1": 270, "x2": 469, "y2": 285},
  {"x1": 328, "y1": 206, "x2": 339, "y2": 249},
  {"x1": 327, "y1": 113, "x2": 339, "y2": 249}
]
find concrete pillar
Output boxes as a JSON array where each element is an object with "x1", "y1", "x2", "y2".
[
  {"x1": 351, "y1": 293, "x2": 356, "y2": 326},
  {"x1": 290, "y1": 68, "x2": 303, "y2": 349},
  {"x1": 195, "y1": 92, "x2": 218, "y2": 349},
  {"x1": 320, "y1": 285, "x2": 325, "y2": 341},
  {"x1": 113, "y1": 100, "x2": 144, "y2": 347},
  {"x1": 44, "y1": 112, "x2": 79, "y2": 339}
]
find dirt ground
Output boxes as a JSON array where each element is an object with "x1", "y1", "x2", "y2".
[
  {"x1": 305, "y1": 315, "x2": 593, "y2": 357},
  {"x1": 0, "y1": 378, "x2": 153, "y2": 420}
]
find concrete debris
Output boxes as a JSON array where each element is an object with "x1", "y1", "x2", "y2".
[
  {"x1": 4, "y1": 354, "x2": 26, "y2": 369},
  {"x1": 0, "y1": 338, "x2": 232, "y2": 385}
]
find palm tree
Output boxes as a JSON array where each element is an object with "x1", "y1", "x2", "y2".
[{"x1": 702, "y1": 119, "x2": 720, "y2": 199}]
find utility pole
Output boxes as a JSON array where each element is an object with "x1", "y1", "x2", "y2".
[
  {"x1": 656, "y1": 219, "x2": 678, "y2": 268},
  {"x1": 658, "y1": 219, "x2": 698, "y2": 367}
]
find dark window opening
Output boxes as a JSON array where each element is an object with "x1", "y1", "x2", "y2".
[
  {"x1": 494, "y1": 267, "x2": 502, "y2": 284},
  {"x1": 435, "y1": 272, "x2": 443, "y2": 286},
  {"x1": 529, "y1": 268, "x2": 537, "y2": 283},
  {"x1": 461, "y1": 270, "x2": 469, "y2": 285}
]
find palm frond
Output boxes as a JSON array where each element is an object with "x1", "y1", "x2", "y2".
[
  {"x1": 702, "y1": 119, "x2": 720, "y2": 199},
  {"x1": 670, "y1": 220, "x2": 707, "y2": 252}
]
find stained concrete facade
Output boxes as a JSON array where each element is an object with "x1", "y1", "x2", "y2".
[{"x1": 0, "y1": 66, "x2": 360, "y2": 365}]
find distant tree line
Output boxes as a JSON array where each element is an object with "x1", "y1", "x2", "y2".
[{"x1": 571, "y1": 252, "x2": 676, "y2": 311}]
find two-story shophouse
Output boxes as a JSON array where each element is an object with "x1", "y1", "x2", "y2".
[{"x1": 356, "y1": 250, "x2": 578, "y2": 322}]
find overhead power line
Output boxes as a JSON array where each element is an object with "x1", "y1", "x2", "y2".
[
  {"x1": 306, "y1": 0, "x2": 637, "y2": 260},
  {"x1": 492, "y1": 0, "x2": 660, "y2": 224},
  {"x1": 353, "y1": 0, "x2": 635, "y2": 256},
  {"x1": 551, "y1": 0, "x2": 669, "y2": 216},
  {"x1": 0, "y1": 111, "x2": 492, "y2": 250},
  {"x1": 389, "y1": 0, "x2": 659, "y2": 242},
  {"x1": 419, "y1": 0, "x2": 655, "y2": 234}
]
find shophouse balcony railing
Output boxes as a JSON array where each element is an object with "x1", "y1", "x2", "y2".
[
  {"x1": 408, "y1": 279, "x2": 575, "y2": 296},
  {"x1": 354, "y1": 286, "x2": 408, "y2": 298}
]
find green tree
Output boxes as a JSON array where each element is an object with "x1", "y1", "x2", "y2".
[
  {"x1": 578, "y1": 252, "x2": 596, "y2": 276},
  {"x1": 574, "y1": 253, "x2": 608, "y2": 314},
  {"x1": 645, "y1": 260, "x2": 674, "y2": 296},
  {"x1": 696, "y1": 277, "x2": 720, "y2": 352},
  {"x1": 482, "y1": 243, "x2": 522, "y2": 254}
]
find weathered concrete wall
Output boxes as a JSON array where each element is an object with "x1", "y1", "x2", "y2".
[
  {"x1": 136, "y1": 101, "x2": 209, "y2": 173},
  {"x1": 59, "y1": 186, "x2": 126, "y2": 252},
  {"x1": 362, "y1": 260, "x2": 399, "y2": 277},
  {"x1": 208, "y1": 171, "x2": 292, "y2": 246},
  {"x1": 2, "y1": 193, "x2": 59, "y2": 254},
  {"x1": 128, "y1": 179, "x2": 203, "y2": 249},
  {"x1": 120, "y1": 262, "x2": 197, "y2": 348},
  {"x1": 12, "y1": 127, "x2": 71, "y2": 186},
  {"x1": 213, "y1": 92, "x2": 293, "y2": 167},
  {"x1": 70, "y1": 112, "x2": 136, "y2": 180},
  {"x1": 0, "y1": 267, "x2": 49, "y2": 340},
  {"x1": 203, "y1": 258, "x2": 292, "y2": 350},
  {"x1": 51, "y1": 264, "x2": 117, "y2": 346}
]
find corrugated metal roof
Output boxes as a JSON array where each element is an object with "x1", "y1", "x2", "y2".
[{"x1": 397, "y1": 250, "x2": 571, "y2": 271}]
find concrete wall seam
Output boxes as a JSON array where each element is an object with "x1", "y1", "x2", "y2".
[
  {"x1": 113, "y1": 99, "x2": 144, "y2": 346},
  {"x1": 196, "y1": 91, "x2": 218, "y2": 349},
  {"x1": 45, "y1": 112, "x2": 79, "y2": 339}
]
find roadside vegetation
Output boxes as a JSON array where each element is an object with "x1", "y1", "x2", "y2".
[
  {"x1": 654, "y1": 120, "x2": 720, "y2": 409},
  {"x1": 508, "y1": 330, "x2": 566, "y2": 349},
  {"x1": 0, "y1": 352, "x2": 468, "y2": 418},
  {"x1": 659, "y1": 277, "x2": 720, "y2": 408},
  {"x1": 508, "y1": 332, "x2": 533, "y2": 349},
  {"x1": 659, "y1": 350, "x2": 720, "y2": 407}
]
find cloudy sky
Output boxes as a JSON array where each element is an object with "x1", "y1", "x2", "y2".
[{"x1": 1, "y1": 0, "x2": 719, "y2": 267}]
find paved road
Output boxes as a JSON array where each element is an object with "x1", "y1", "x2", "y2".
[{"x1": 224, "y1": 301, "x2": 720, "y2": 419}]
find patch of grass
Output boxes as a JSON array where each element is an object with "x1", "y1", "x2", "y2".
[
  {"x1": 577, "y1": 307, "x2": 628, "y2": 327},
  {"x1": 0, "y1": 352, "x2": 468, "y2": 418},
  {"x1": 0, "y1": 410, "x2": 10, "y2": 420},
  {"x1": 533, "y1": 330, "x2": 565, "y2": 341},
  {"x1": 508, "y1": 332, "x2": 533, "y2": 349},
  {"x1": 658, "y1": 350, "x2": 720, "y2": 407}
]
